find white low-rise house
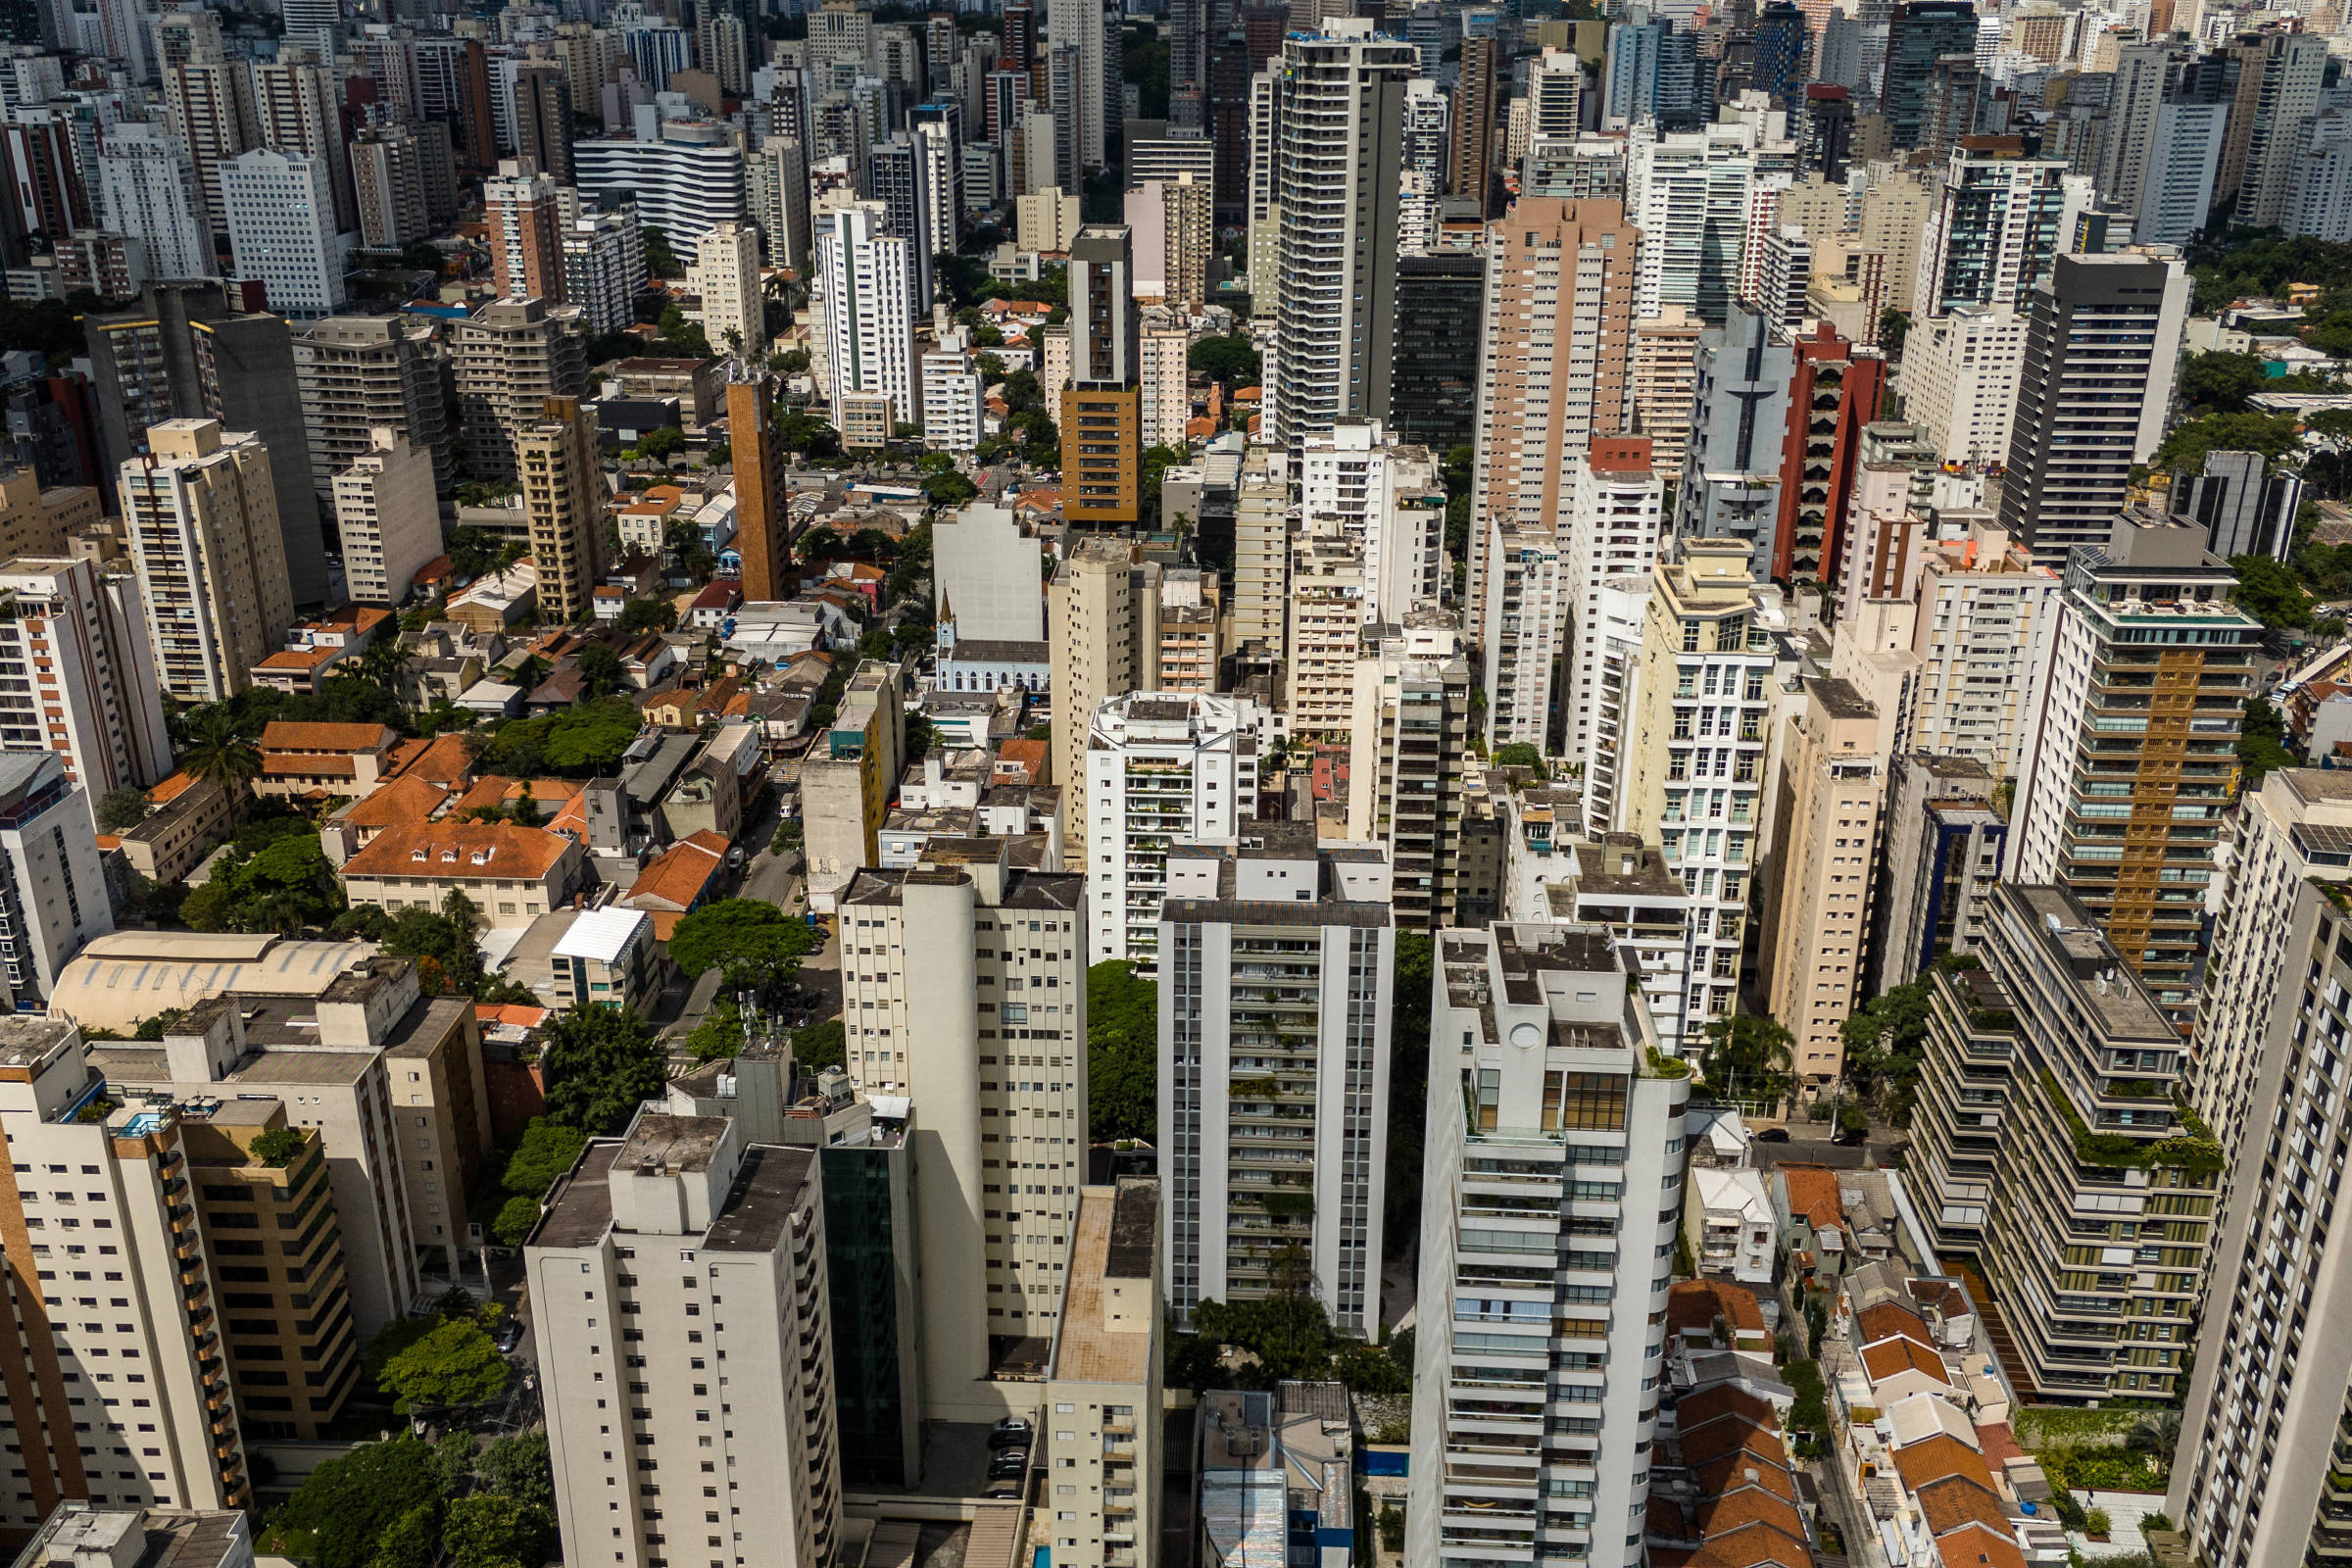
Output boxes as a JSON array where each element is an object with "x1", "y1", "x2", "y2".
[
  {"x1": 1686, "y1": 1166, "x2": 1776, "y2": 1285},
  {"x1": 936, "y1": 623, "x2": 1048, "y2": 694},
  {"x1": 457, "y1": 679, "x2": 525, "y2": 717},
  {"x1": 724, "y1": 598, "x2": 858, "y2": 659},
  {"x1": 550, "y1": 906, "x2": 658, "y2": 1013}
]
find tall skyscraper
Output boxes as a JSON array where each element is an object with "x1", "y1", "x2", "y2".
[
  {"x1": 350, "y1": 123, "x2": 432, "y2": 249},
  {"x1": 0, "y1": 556, "x2": 170, "y2": 795},
  {"x1": 1048, "y1": 536, "x2": 1160, "y2": 840},
  {"x1": 1348, "y1": 612, "x2": 1470, "y2": 929},
  {"x1": 1449, "y1": 34, "x2": 1496, "y2": 208},
  {"x1": 1042, "y1": 0, "x2": 1114, "y2": 168},
  {"x1": 1996, "y1": 252, "x2": 2188, "y2": 566},
  {"x1": 1084, "y1": 692, "x2": 1259, "y2": 968},
  {"x1": 162, "y1": 53, "x2": 252, "y2": 241},
  {"x1": 1462, "y1": 198, "x2": 1639, "y2": 627},
  {"x1": 452, "y1": 296, "x2": 588, "y2": 480},
  {"x1": 331, "y1": 428, "x2": 440, "y2": 607},
  {"x1": 94, "y1": 122, "x2": 209, "y2": 282},
  {"x1": 2216, "y1": 28, "x2": 2326, "y2": 229},
  {"x1": 690, "y1": 220, "x2": 763, "y2": 354},
  {"x1": 1771, "y1": 321, "x2": 1887, "y2": 585},
  {"x1": 1912, "y1": 139, "x2": 2092, "y2": 318},
  {"x1": 82, "y1": 283, "x2": 326, "y2": 610},
  {"x1": 484, "y1": 160, "x2": 564, "y2": 304},
  {"x1": 1261, "y1": 22, "x2": 1416, "y2": 448},
  {"x1": 560, "y1": 206, "x2": 644, "y2": 334},
  {"x1": 728, "y1": 375, "x2": 790, "y2": 603},
  {"x1": 512, "y1": 59, "x2": 575, "y2": 184},
  {"x1": 1061, "y1": 225, "x2": 1141, "y2": 524},
  {"x1": 527, "y1": 1113, "x2": 842, "y2": 1568},
  {"x1": 0, "y1": 1020, "x2": 255, "y2": 1519},
  {"x1": 832, "y1": 842, "x2": 1089, "y2": 1406},
  {"x1": 219, "y1": 148, "x2": 343, "y2": 319},
  {"x1": 1883, "y1": 1, "x2": 1984, "y2": 148},
  {"x1": 116, "y1": 418, "x2": 294, "y2": 704},
  {"x1": 515, "y1": 396, "x2": 605, "y2": 624},
  {"x1": 250, "y1": 49, "x2": 352, "y2": 234},
  {"x1": 292, "y1": 315, "x2": 453, "y2": 509},
  {"x1": 2009, "y1": 512, "x2": 2258, "y2": 1024},
  {"x1": 1624, "y1": 119, "x2": 1775, "y2": 324},
  {"x1": 815, "y1": 201, "x2": 919, "y2": 430},
  {"x1": 1560, "y1": 440, "x2": 1668, "y2": 767},
  {"x1": 1407, "y1": 921, "x2": 1690, "y2": 1568},
  {"x1": 1158, "y1": 830, "x2": 1393, "y2": 1338},
  {"x1": 1675, "y1": 302, "x2": 1791, "y2": 582}
]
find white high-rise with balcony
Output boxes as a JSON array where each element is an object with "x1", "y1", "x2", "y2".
[{"x1": 1085, "y1": 692, "x2": 1259, "y2": 971}]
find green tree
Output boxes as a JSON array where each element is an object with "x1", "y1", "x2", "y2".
[
  {"x1": 540, "y1": 1005, "x2": 666, "y2": 1133},
  {"x1": 181, "y1": 706, "x2": 262, "y2": 811},
  {"x1": 2240, "y1": 696, "x2": 2297, "y2": 789},
  {"x1": 480, "y1": 1433, "x2": 555, "y2": 1510},
  {"x1": 366, "y1": 1504, "x2": 440, "y2": 1568},
  {"x1": 574, "y1": 643, "x2": 625, "y2": 698},
  {"x1": 431, "y1": 1430, "x2": 481, "y2": 1495},
  {"x1": 2152, "y1": 412, "x2": 2301, "y2": 478},
  {"x1": 95, "y1": 787, "x2": 148, "y2": 832},
  {"x1": 448, "y1": 526, "x2": 511, "y2": 581},
  {"x1": 620, "y1": 598, "x2": 678, "y2": 633},
  {"x1": 668, "y1": 899, "x2": 817, "y2": 995},
  {"x1": 642, "y1": 224, "x2": 682, "y2": 279},
  {"x1": 923, "y1": 468, "x2": 979, "y2": 507},
  {"x1": 1490, "y1": 742, "x2": 1548, "y2": 778},
  {"x1": 491, "y1": 1194, "x2": 542, "y2": 1247},
  {"x1": 444, "y1": 1495, "x2": 554, "y2": 1568},
  {"x1": 376, "y1": 1318, "x2": 508, "y2": 1412},
  {"x1": 792, "y1": 1017, "x2": 846, "y2": 1073},
  {"x1": 501, "y1": 1118, "x2": 590, "y2": 1198},
  {"x1": 1088, "y1": 960, "x2": 1156, "y2": 1142},
  {"x1": 260, "y1": 1437, "x2": 441, "y2": 1568},
  {"x1": 2230, "y1": 553, "x2": 2316, "y2": 628},
  {"x1": 2179, "y1": 350, "x2": 2271, "y2": 414},
  {"x1": 1189, "y1": 331, "x2": 1261, "y2": 386},
  {"x1": 248, "y1": 1126, "x2": 306, "y2": 1167},
  {"x1": 777, "y1": 412, "x2": 840, "y2": 458},
  {"x1": 1700, "y1": 1014, "x2": 1795, "y2": 1109},
  {"x1": 1877, "y1": 306, "x2": 1910, "y2": 360}
]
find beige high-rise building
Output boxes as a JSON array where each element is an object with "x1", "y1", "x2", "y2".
[
  {"x1": 1757, "y1": 678, "x2": 1885, "y2": 1098},
  {"x1": 350, "y1": 123, "x2": 432, "y2": 248},
  {"x1": 250, "y1": 49, "x2": 354, "y2": 234},
  {"x1": 528, "y1": 1113, "x2": 841, "y2": 1568},
  {"x1": 333, "y1": 428, "x2": 442, "y2": 606},
  {"x1": 1629, "y1": 305, "x2": 1704, "y2": 483},
  {"x1": 1348, "y1": 612, "x2": 1471, "y2": 931},
  {"x1": 1047, "y1": 535, "x2": 1161, "y2": 838},
  {"x1": 1138, "y1": 327, "x2": 1191, "y2": 450},
  {"x1": 1776, "y1": 171, "x2": 1853, "y2": 244},
  {"x1": 0, "y1": 557, "x2": 172, "y2": 796},
  {"x1": 292, "y1": 315, "x2": 454, "y2": 506},
  {"x1": 0, "y1": 1019, "x2": 255, "y2": 1520},
  {"x1": 453, "y1": 296, "x2": 588, "y2": 479},
  {"x1": 691, "y1": 220, "x2": 764, "y2": 355},
  {"x1": 0, "y1": 466, "x2": 100, "y2": 558},
  {"x1": 117, "y1": 418, "x2": 293, "y2": 704},
  {"x1": 1464, "y1": 198, "x2": 1639, "y2": 625},
  {"x1": 515, "y1": 397, "x2": 607, "y2": 623},
  {"x1": 1160, "y1": 172, "x2": 1212, "y2": 310},
  {"x1": 834, "y1": 842, "x2": 1088, "y2": 1413},
  {"x1": 163, "y1": 56, "x2": 252, "y2": 240},
  {"x1": 1286, "y1": 534, "x2": 1364, "y2": 743},
  {"x1": 1856, "y1": 165, "x2": 1936, "y2": 319},
  {"x1": 483, "y1": 160, "x2": 564, "y2": 304},
  {"x1": 1228, "y1": 447, "x2": 1289, "y2": 655},
  {"x1": 1041, "y1": 1181, "x2": 1162, "y2": 1568}
]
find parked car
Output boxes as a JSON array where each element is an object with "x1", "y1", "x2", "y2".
[
  {"x1": 987, "y1": 1454, "x2": 1029, "y2": 1479},
  {"x1": 1832, "y1": 1125, "x2": 1869, "y2": 1147},
  {"x1": 1754, "y1": 1127, "x2": 1790, "y2": 1144},
  {"x1": 984, "y1": 1485, "x2": 1022, "y2": 1501},
  {"x1": 496, "y1": 1321, "x2": 524, "y2": 1353},
  {"x1": 989, "y1": 1419, "x2": 1032, "y2": 1448}
]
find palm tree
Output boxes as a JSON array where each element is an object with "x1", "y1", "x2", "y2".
[
  {"x1": 358, "y1": 635, "x2": 413, "y2": 692},
  {"x1": 181, "y1": 709, "x2": 261, "y2": 818},
  {"x1": 2129, "y1": 1409, "x2": 2184, "y2": 1478}
]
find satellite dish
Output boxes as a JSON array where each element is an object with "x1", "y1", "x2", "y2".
[{"x1": 1509, "y1": 1022, "x2": 1542, "y2": 1050}]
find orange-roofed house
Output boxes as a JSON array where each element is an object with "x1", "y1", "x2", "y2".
[
  {"x1": 620, "y1": 830, "x2": 731, "y2": 938},
  {"x1": 255, "y1": 721, "x2": 402, "y2": 799},
  {"x1": 1771, "y1": 1164, "x2": 1851, "y2": 1281},
  {"x1": 114, "y1": 770, "x2": 232, "y2": 885},
  {"x1": 1887, "y1": 1433, "x2": 1996, "y2": 1498},
  {"x1": 450, "y1": 775, "x2": 584, "y2": 824},
  {"x1": 390, "y1": 731, "x2": 477, "y2": 789},
  {"x1": 340, "y1": 821, "x2": 585, "y2": 927},
  {"x1": 1859, "y1": 1336, "x2": 1952, "y2": 1403},
  {"x1": 248, "y1": 605, "x2": 393, "y2": 694},
  {"x1": 1666, "y1": 1280, "x2": 1773, "y2": 1354},
  {"x1": 332, "y1": 773, "x2": 455, "y2": 848},
  {"x1": 1855, "y1": 1301, "x2": 1937, "y2": 1352},
  {"x1": 994, "y1": 736, "x2": 1049, "y2": 785}
]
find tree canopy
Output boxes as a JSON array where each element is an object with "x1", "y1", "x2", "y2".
[
  {"x1": 179, "y1": 828, "x2": 345, "y2": 935},
  {"x1": 1700, "y1": 1013, "x2": 1795, "y2": 1110},
  {"x1": 2151, "y1": 412, "x2": 2302, "y2": 479},
  {"x1": 668, "y1": 899, "x2": 818, "y2": 998},
  {"x1": 1385, "y1": 931, "x2": 1433, "y2": 1257},
  {"x1": 2231, "y1": 553, "x2": 2317, "y2": 629},
  {"x1": 2178, "y1": 350, "x2": 2271, "y2": 414},
  {"x1": 443, "y1": 1494, "x2": 555, "y2": 1568},
  {"x1": 1189, "y1": 331, "x2": 1261, "y2": 387},
  {"x1": 472, "y1": 698, "x2": 643, "y2": 776},
  {"x1": 96, "y1": 787, "x2": 148, "y2": 832},
  {"x1": 260, "y1": 1437, "x2": 442, "y2": 1568},
  {"x1": 540, "y1": 1005, "x2": 666, "y2": 1134},
  {"x1": 376, "y1": 1318, "x2": 508, "y2": 1413},
  {"x1": 1088, "y1": 960, "x2": 1154, "y2": 1143},
  {"x1": 2240, "y1": 697, "x2": 2298, "y2": 789}
]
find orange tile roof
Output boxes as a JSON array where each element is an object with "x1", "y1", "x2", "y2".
[
  {"x1": 1974, "y1": 1422, "x2": 2023, "y2": 1469},
  {"x1": 626, "y1": 830, "x2": 730, "y2": 909},
  {"x1": 1928, "y1": 1520, "x2": 2028, "y2": 1568},
  {"x1": 1861, "y1": 1338, "x2": 1949, "y2": 1387},
  {"x1": 1889, "y1": 1434, "x2": 1994, "y2": 1497},
  {"x1": 1691, "y1": 1487, "x2": 1805, "y2": 1545},
  {"x1": 1693, "y1": 1447, "x2": 1795, "y2": 1505},
  {"x1": 475, "y1": 1003, "x2": 549, "y2": 1028},
  {"x1": 452, "y1": 775, "x2": 584, "y2": 816},
  {"x1": 257, "y1": 645, "x2": 346, "y2": 670},
  {"x1": 1778, "y1": 1164, "x2": 1846, "y2": 1232},
  {"x1": 343, "y1": 774, "x2": 452, "y2": 828},
  {"x1": 262, "y1": 754, "x2": 356, "y2": 777},
  {"x1": 342, "y1": 821, "x2": 575, "y2": 882},
  {"x1": 1667, "y1": 1279, "x2": 1768, "y2": 1337},
  {"x1": 393, "y1": 732, "x2": 476, "y2": 787},
  {"x1": 259, "y1": 720, "x2": 397, "y2": 754},
  {"x1": 547, "y1": 789, "x2": 590, "y2": 835},
  {"x1": 94, "y1": 833, "x2": 120, "y2": 851},
  {"x1": 146, "y1": 770, "x2": 201, "y2": 806},
  {"x1": 1857, "y1": 1301, "x2": 1936, "y2": 1350},
  {"x1": 1915, "y1": 1475, "x2": 2011, "y2": 1542},
  {"x1": 1683, "y1": 1520, "x2": 1811, "y2": 1568}
]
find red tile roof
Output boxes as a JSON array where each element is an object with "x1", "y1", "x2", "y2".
[
  {"x1": 1857, "y1": 1301, "x2": 1936, "y2": 1350},
  {"x1": 1861, "y1": 1338, "x2": 1950, "y2": 1387},
  {"x1": 1667, "y1": 1279, "x2": 1768, "y2": 1338},
  {"x1": 259, "y1": 720, "x2": 397, "y2": 754},
  {"x1": 342, "y1": 821, "x2": 575, "y2": 882},
  {"x1": 626, "y1": 830, "x2": 730, "y2": 910},
  {"x1": 1889, "y1": 1434, "x2": 1994, "y2": 1497},
  {"x1": 342, "y1": 774, "x2": 452, "y2": 828}
]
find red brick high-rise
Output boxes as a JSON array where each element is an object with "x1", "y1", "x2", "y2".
[{"x1": 1772, "y1": 321, "x2": 1887, "y2": 586}]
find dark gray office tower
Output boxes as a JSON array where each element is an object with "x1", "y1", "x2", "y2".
[
  {"x1": 84, "y1": 283, "x2": 329, "y2": 611},
  {"x1": 2182, "y1": 449, "x2": 2302, "y2": 562},
  {"x1": 1802, "y1": 83, "x2": 1854, "y2": 178},
  {"x1": 514, "y1": 60, "x2": 573, "y2": 184},
  {"x1": 1390, "y1": 255, "x2": 1485, "y2": 455},
  {"x1": 1997, "y1": 253, "x2": 2189, "y2": 567},
  {"x1": 1674, "y1": 302, "x2": 1793, "y2": 582},
  {"x1": 1168, "y1": 0, "x2": 1209, "y2": 131},
  {"x1": 1883, "y1": 1, "x2": 1983, "y2": 148}
]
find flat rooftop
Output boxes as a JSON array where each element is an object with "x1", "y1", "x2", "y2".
[
  {"x1": 1048, "y1": 1182, "x2": 1156, "y2": 1387},
  {"x1": 2007, "y1": 885, "x2": 2175, "y2": 1042},
  {"x1": 617, "y1": 1112, "x2": 728, "y2": 1174},
  {"x1": 704, "y1": 1143, "x2": 817, "y2": 1252}
]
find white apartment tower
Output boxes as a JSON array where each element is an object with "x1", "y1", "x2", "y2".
[
  {"x1": 816, "y1": 201, "x2": 920, "y2": 429},
  {"x1": 0, "y1": 754, "x2": 112, "y2": 1009},
  {"x1": 1085, "y1": 692, "x2": 1260, "y2": 970},
  {"x1": 1407, "y1": 923, "x2": 1689, "y2": 1568},
  {"x1": 95, "y1": 122, "x2": 209, "y2": 283},
  {"x1": 528, "y1": 1114, "x2": 841, "y2": 1568},
  {"x1": 1298, "y1": 420, "x2": 1446, "y2": 623},
  {"x1": 331, "y1": 428, "x2": 441, "y2": 607},
  {"x1": 0, "y1": 1019, "x2": 253, "y2": 1521},
  {"x1": 1287, "y1": 536, "x2": 1366, "y2": 743},
  {"x1": 1158, "y1": 830, "x2": 1394, "y2": 1338},
  {"x1": 833, "y1": 844, "x2": 1089, "y2": 1416},
  {"x1": 1899, "y1": 517, "x2": 2060, "y2": 775},
  {"x1": 1562, "y1": 441, "x2": 1668, "y2": 774},
  {"x1": 219, "y1": 148, "x2": 344, "y2": 318},
  {"x1": 691, "y1": 220, "x2": 764, "y2": 355},
  {"x1": 1260, "y1": 23, "x2": 1417, "y2": 448},
  {"x1": 1896, "y1": 306, "x2": 2029, "y2": 466},
  {"x1": 0, "y1": 558, "x2": 170, "y2": 797},
  {"x1": 1625, "y1": 120, "x2": 1775, "y2": 322},
  {"x1": 117, "y1": 419, "x2": 294, "y2": 705}
]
